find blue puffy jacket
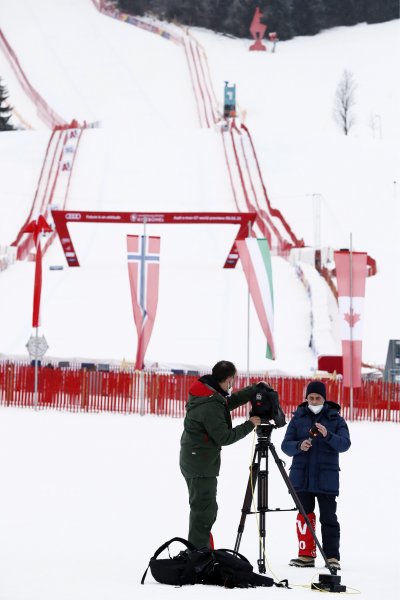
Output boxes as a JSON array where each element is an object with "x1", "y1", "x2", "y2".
[{"x1": 281, "y1": 401, "x2": 351, "y2": 496}]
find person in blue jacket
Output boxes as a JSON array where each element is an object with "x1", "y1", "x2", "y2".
[{"x1": 281, "y1": 381, "x2": 351, "y2": 570}]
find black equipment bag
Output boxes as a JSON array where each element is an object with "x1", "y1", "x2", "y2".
[
  {"x1": 201, "y1": 548, "x2": 274, "y2": 588},
  {"x1": 141, "y1": 537, "x2": 199, "y2": 586},
  {"x1": 141, "y1": 538, "x2": 286, "y2": 588}
]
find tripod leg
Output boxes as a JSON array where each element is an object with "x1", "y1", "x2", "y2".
[
  {"x1": 268, "y1": 442, "x2": 336, "y2": 575},
  {"x1": 257, "y1": 469, "x2": 268, "y2": 573},
  {"x1": 234, "y1": 448, "x2": 260, "y2": 554}
]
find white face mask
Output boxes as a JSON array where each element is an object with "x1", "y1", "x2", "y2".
[
  {"x1": 308, "y1": 404, "x2": 324, "y2": 415},
  {"x1": 227, "y1": 385, "x2": 233, "y2": 397}
]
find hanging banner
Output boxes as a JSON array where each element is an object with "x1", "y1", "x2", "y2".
[
  {"x1": 236, "y1": 237, "x2": 275, "y2": 359},
  {"x1": 21, "y1": 215, "x2": 52, "y2": 327},
  {"x1": 32, "y1": 238, "x2": 43, "y2": 327},
  {"x1": 127, "y1": 235, "x2": 161, "y2": 370},
  {"x1": 334, "y1": 250, "x2": 367, "y2": 387}
]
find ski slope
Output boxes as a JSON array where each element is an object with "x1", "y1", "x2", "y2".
[{"x1": 0, "y1": 0, "x2": 399, "y2": 374}]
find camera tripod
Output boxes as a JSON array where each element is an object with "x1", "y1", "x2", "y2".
[{"x1": 233, "y1": 423, "x2": 345, "y2": 591}]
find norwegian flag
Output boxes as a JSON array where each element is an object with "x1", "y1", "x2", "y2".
[
  {"x1": 127, "y1": 235, "x2": 160, "y2": 370},
  {"x1": 334, "y1": 250, "x2": 367, "y2": 388}
]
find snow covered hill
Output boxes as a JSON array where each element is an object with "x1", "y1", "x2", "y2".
[{"x1": 0, "y1": 0, "x2": 399, "y2": 374}]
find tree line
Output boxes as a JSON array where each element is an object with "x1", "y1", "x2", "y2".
[
  {"x1": 117, "y1": 0, "x2": 399, "y2": 40},
  {"x1": 0, "y1": 77, "x2": 14, "y2": 131}
]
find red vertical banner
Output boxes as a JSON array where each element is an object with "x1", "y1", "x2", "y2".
[
  {"x1": 127, "y1": 235, "x2": 161, "y2": 370},
  {"x1": 22, "y1": 215, "x2": 52, "y2": 327},
  {"x1": 334, "y1": 251, "x2": 368, "y2": 387},
  {"x1": 32, "y1": 238, "x2": 43, "y2": 327}
]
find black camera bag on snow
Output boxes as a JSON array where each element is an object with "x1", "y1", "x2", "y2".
[
  {"x1": 140, "y1": 537, "x2": 199, "y2": 586},
  {"x1": 201, "y1": 548, "x2": 275, "y2": 588},
  {"x1": 141, "y1": 537, "x2": 286, "y2": 589}
]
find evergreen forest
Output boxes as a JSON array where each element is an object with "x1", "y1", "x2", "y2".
[{"x1": 117, "y1": 0, "x2": 399, "y2": 40}]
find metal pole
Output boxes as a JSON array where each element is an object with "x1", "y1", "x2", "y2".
[
  {"x1": 143, "y1": 216, "x2": 147, "y2": 239},
  {"x1": 34, "y1": 326, "x2": 39, "y2": 409},
  {"x1": 349, "y1": 233, "x2": 353, "y2": 420},
  {"x1": 139, "y1": 215, "x2": 147, "y2": 388},
  {"x1": 246, "y1": 222, "x2": 251, "y2": 385},
  {"x1": 139, "y1": 370, "x2": 145, "y2": 416},
  {"x1": 313, "y1": 194, "x2": 321, "y2": 250}
]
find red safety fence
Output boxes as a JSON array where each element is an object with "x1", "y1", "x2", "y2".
[
  {"x1": 0, "y1": 363, "x2": 399, "y2": 422},
  {"x1": 0, "y1": 29, "x2": 65, "y2": 128}
]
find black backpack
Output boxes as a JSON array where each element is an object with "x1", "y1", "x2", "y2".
[{"x1": 141, "y1": 537, "x2": 288, "y2": 589}]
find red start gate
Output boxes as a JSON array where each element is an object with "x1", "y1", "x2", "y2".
[{"x1": 51, "y1": 210, "x2": 257, "y2": 269}]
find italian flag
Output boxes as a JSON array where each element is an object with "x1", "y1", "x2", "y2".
[{"x1": 236, "y1": 237, "x2": 275, "y2": 359}]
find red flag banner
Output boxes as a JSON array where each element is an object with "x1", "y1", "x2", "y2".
[
  {"x1": 21, "y1": 215, "x2": 52, "y2": 328},
  {"x1": 32, "y1": 238, "x2": 43, "y2": 327},
  {"x1": 127, "y1": 235, "x2": 160, "y2": 370},
  {"x1": 334, "y1": 250, "x2": 367, "y2": 388}
]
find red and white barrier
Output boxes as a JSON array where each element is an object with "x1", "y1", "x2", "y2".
[
  {"x1": 11, "y1": 122, "x2": 86, "y2": 262},
  {"x1": 0, "y1": 362, "x2": 398, "y2": 422},
  {"x1": 0, "y1": 29, "x2": 65, "y2": 128}
]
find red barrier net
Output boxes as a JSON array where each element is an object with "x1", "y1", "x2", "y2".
[{"x1": 0, "y1": 363, "x2": 398, "y2": 422}]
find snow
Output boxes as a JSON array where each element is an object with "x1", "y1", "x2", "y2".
[{"x1": 0, "y1": 407, "x2": 397, "y2": 599}]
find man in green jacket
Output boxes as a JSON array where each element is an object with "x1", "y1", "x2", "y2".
[{"x1": 180, "y1": 360, "x2": 261, "y2": 549}]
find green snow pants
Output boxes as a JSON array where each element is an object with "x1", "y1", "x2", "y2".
[{"x1": 184, "y1": 476, "x2": 218, "y2": 549}]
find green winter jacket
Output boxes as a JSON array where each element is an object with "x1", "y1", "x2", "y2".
[{"x1": 179, "y1": 377, "x2": 256, "y2": 478}]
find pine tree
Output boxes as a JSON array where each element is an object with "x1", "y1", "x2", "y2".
[
  {"x1": 292, "y1": 0, "x2": 325, "y2": 36},
  {"x1": 323, "y1": 0, "x2": 361, "y2": 28},
  {"x1": 262, "y1": 0, "x2": 295, "y2": 41},
  {"x1": 118, "y1": 0, "x2": 147, "y2": 15},
  {"x1": 0, "y1": 77, "x2": 14, "y2": 131},
  {"x1": 221, "y1": 0, "x2": 259, "y2": 38},
  {"x1": 365, "y1": 0, "x2": 399, "y2": 24}
]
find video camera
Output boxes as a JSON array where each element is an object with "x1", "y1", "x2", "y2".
[{"x1": 249, "y1": 382, "x2": 286, "y2": 428}]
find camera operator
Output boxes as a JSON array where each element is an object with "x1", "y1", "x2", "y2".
[
  {"x1": 180, "y1": 361, "x2": 261, "y2": 550},
  {"x1": 281, "y1": 381, "x2": 351, "y2": 571}
]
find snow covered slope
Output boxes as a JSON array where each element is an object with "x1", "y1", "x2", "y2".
[{"x1": 0, "y1": 0, "x2": 399, "y2": 373}]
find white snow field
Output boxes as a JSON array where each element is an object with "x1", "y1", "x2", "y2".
[{"x1": 0, "y1": 408, "x2": 397, "y2": 600}]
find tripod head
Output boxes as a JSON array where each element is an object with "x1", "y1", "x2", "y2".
[{"x1": 255, "y1": 421, "x2": 276, "y2": 442}]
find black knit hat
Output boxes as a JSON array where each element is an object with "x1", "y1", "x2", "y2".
[{"x1": 305, "y1": 381, "x2": 326, "y2": 400}]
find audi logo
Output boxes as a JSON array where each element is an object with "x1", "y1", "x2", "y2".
[{"x1": 66, "y1": 213, "x2": 81, "y2": 220}]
